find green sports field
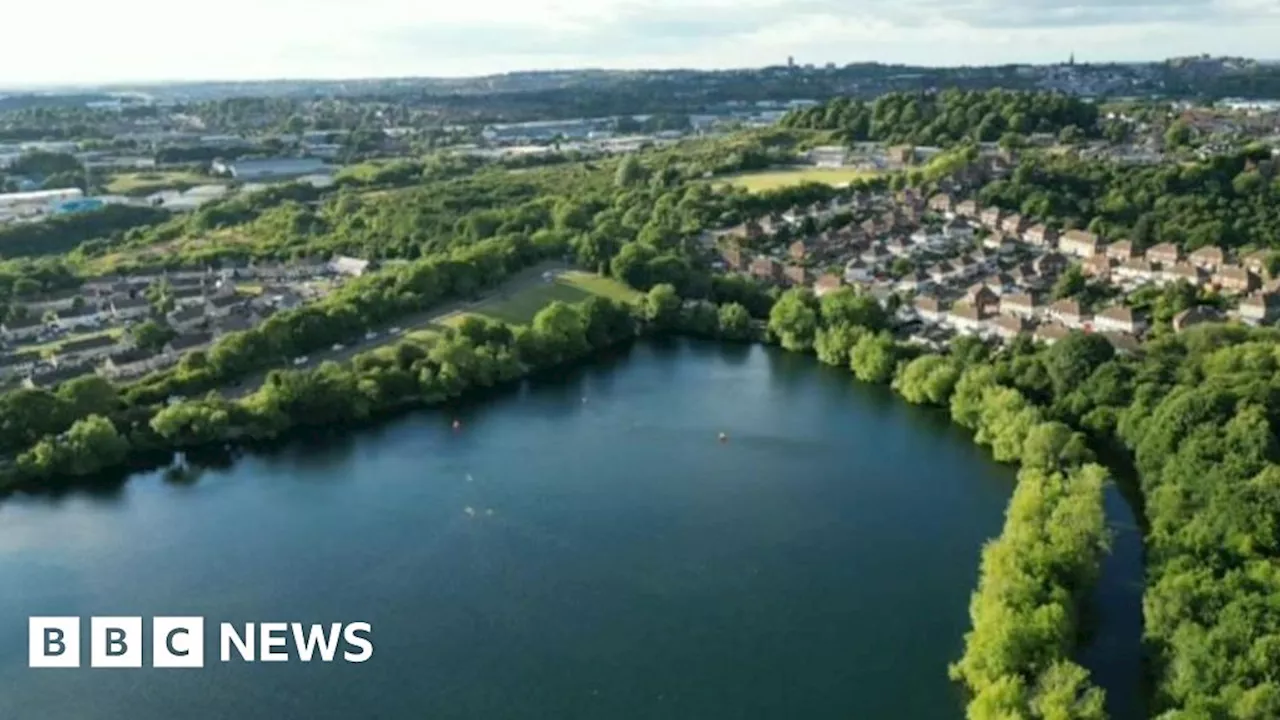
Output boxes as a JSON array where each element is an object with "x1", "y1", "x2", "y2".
[
  {"x1": 723, "y1": 167, "x2": 878, "y2": 193},
  {"x1": 439, "y1": 270, "x2": 641, "y2": 327}
]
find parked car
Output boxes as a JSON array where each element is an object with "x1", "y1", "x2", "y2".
[
  {"x1": 388, "y1": 327, "x2": 402, "y2": 335},
  {"x1": 292, "y1": 356, "x2": 308, "y2": 366},
  {"x1": 331, "y1": 343, "x2": 344, "y2": 351},
  {"x1": 364, "y1": 331, "x2": 378, "y2": 341}
]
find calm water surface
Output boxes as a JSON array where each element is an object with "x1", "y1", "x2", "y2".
[{"x1": 0, "y1": 341, "x2": 1135, "y2": 719}]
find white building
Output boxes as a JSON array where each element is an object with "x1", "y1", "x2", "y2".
[{"x1": 212, "y1": 158, "x2": 331, "y2": 181}]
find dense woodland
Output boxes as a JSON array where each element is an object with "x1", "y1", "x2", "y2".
[
  {"x1": 979, "y1": 146, "x2": 1280, "y2": 252},
  {"x1": 779, "y1": 89, "x2": 1100, "y2": 146}
]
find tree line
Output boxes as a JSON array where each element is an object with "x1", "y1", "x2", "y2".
[{"x1": 779, "y1": 89, "x2": 1100, "y2": 146}]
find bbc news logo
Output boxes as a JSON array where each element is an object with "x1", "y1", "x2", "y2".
[{"x1": 29, "y1": 617, "x2": 373, "y2": 668}]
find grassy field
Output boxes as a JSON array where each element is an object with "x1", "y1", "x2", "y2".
[
  {"x1": 105, "y1": 171, "x2": 219, "y2": 196},
  {"x1": 722, "y1": 167, "x2": 878, "y2": 193},
  {"x1": 439, "y1": 270, "x2": 641, "y2": 328}
]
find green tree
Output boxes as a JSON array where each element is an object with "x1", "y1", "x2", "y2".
[
  {"x1": 716, "y1": 302, "x2": 753, "y2": 341},
  {"x1": 849, "y1": 331, "x2": 898, "y2": 383},
  {"x1": 130, "y1": 320, "x2": 175, "y2": 351},
  {"x1": 643, "y1": 283, "x2": 682, "y2": 331},
  {"x1": 767, "y1": 288, "x2": 819, "y2": 351}
]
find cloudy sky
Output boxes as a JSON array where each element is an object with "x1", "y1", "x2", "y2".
[{"x1": 3, "y1": 0, "x2": 1278, "y2": 86}]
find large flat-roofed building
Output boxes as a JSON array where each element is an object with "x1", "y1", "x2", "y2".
[
  {"x1": 0, "y1": 187, "x2": 84, "y2": 209},
  {"x1": 212, "y1": 158, "x2": 330, "y2": 181}
]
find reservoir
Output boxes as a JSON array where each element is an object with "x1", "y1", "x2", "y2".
[{"x1": 0, "y1": 340, "x2": 1132, "y2": 719}]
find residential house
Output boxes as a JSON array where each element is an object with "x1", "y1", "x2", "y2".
[
  {"x1": 964, "y1": 284, "x2": 1001, "y2": 316},
  {"x1": 719, "y1": 243, "x2": 745, "y2": 271},
  {"x1": 1172, "y1": 306, "x2": 1223, "y2": 332},
  {"x1": 54, "y1": 334, "x2": 121, "y2": 365},
  {"x1": 1214, "y1": 265, "x2": 1259, "y2": 294},
  {"x1": 944, "y1": 217, "x2": 974, "y2": 241},
  {"x1": 24, "y1": 364, "x2": 91, "y2": 389},
  {"x1": 1239, "y1": 291, "x2": 1280, "y2": 324},
  {"x1": 845, "y1": 259, "x2": 874, "y2": 283},
  {"x1": 982, "y1": 232, "x2": 1016, "y2": 255},
  {"x1": 896, "y1": 270, "x2": 932, "y2": 293},
  {"x1": 20, "y1": 289, "x2": 81, "y2": 314},
  {"x1": 259, "y1": 286, "x2": 303, "y2": 310},
  {"x1": 783, "y1": 265, "x2": 810, "y2": 287},
  {"x1": 1059, "y1": 229, "x2": 1101, "y2": 258},
  {"x1": 1164, "y1": 262, "x2": 1204, "y2": 287},
  {"x1": 979, "y1": 207, "x2": 1004, "y2": 230},
  {"x1": 927, "y1": 194, "x2": 954, "y2": 215},
  {"x1": 989, "y1": 314, "x2": 1031, "y2": 340},
  {"x1": 0, "y1": 315, "x2": 45, "y2": 342},
  {"x1": 913, "y1": 296, "x2": 946, "y2": 324},
  {"x1": 1145, "y1": 242, "x2": 1182, "y2": 266},
  {"x1": 0, "y1": 350, "x2": 41, "y2": 379},
  {"x1": 946, "y1": 303, "x2": 986, "y2": 335},
  {"x1": 1105, "y1": 240, "x2": 1136, "y2": 262},
  {"x1": 214, "y1": 313, "x2": 258, "y2": 336},
  {"x1": 1032, "y1": 252, "x2": 1069, "y2": 278},
  {"x1": 1034, "y1": 323, "x2": 1072, "y2": 345},
  {"x1": 999, "y1": 293, "x2": 1040, "y2": 318},
  {"x1": 1092, "y1": 305, "x2": 1147, "y2": 335},
  {"x1": 170, "y1": 286, "x2": 207, "y2": 308},
  {"x1": 1243, "y1": 250, "x2": 1272, "y2": 277},
  {"x1": 968, "y1": 250, "x2": 996, "y2": 272},
  {"x1": 1023, "y1": 224, "x2": 1058, "y2": 248},
  {"x1": 1114, "y1": 259, "x2": 1158, "y2": 285},
  {"x1": 206, "y1": 294, "x2": 243, "y2": 318},
  {"x1": 1007, "y1": 264, "x2": 1046, "y2": 290},
  {"x1": 166, "y1": 305, "x2": 206, "y2": 332},
  {"x1": 53, "y1": 306, "x2": 104, "y2": 331},
  {"x1": 750, "y1": 256, "x2": 783, "y2": 284},
  {"x1": 1000, "y1": 213, "x2": 1029, "y2": 236},
  {"x1": 926, "y1": 260, "x2": 956, "y2": 284},
  {"x1": 860, "y1": 243, "x2": 891, "y2": 267},
  {"x1": 953, "y1": 254, "x2": 981, "y2": 280},
  {"x1": 983, "y1": 272, "x2": 1017, "y2": 294},
  {"x1": 788, "y1": 240, "x2": 810, "y2": 262},
  {"x1": 813, "y1": 274, "x2": 844, "y2": 297},
  {"x1": 110, "y1": 297, "x2": 151, "y2": 321},
  {"x1": 165, "y1": 331, "x2": 214, "y2": 358},
  {"x1": 1083, "y1": 255, "x2": 1112, "y2": 279},
  {"x1": 1188, "y1": 246, "x2": 1226, "y2": 270},
  {"x1": 329, "y1": 255, "x2": 373, "y2": 277},
  {"x1": 1047, "y1": 299, "x2": 1088, "y2": 328},
  {"x1": 100, "y1": 348, "x2": 164, "y2": 380},
  {"x1": 884, "y1": 237, "x2": 914, "y2": 257},
  {"x1": 954, "y1": 200, "x2": 979, "y2": 218}
]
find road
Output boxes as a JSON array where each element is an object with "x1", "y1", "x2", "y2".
[{"x1": 222, "y1": 261, "x2": 566, "y2": 399}]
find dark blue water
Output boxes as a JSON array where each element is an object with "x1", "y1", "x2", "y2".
[{"x1": 0, "y1": 340, "x2": 1136, "y2": 719}]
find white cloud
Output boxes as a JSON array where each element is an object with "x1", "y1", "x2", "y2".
[{"x1": 1, "y1": 0, "x2": 1277, "y2": 86}]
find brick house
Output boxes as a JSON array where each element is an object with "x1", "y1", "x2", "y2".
[
  {"x1": 1145, "y1": 242, "x2": 1182, "y2": 266},
  {"x1": 1214, "y1": 265, "x2": 1260, "y2": 294},
  {"x1": 1105, "y1": 240, "x2": 1135, "y2": 262},
  {"x1": 1047, "y1": 298, "x2": 1088, "y2": 328},
  {"x1": 1023, "y1": 224, "x2": 1058, "y2": 247},
  {"x1": 1092, "y1": 305, "x2": 1146, "y2": 335},
  {"x1": 1059, "y1": 229, "x2": 1101, "y2": 258},
  {"x1": 1188, "y1": 246, "x2": 1226, "y2": 270}
]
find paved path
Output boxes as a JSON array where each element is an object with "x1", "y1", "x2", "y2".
[{"x1": 222, "y1": 261, "x2": 566, "y2": 399}]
